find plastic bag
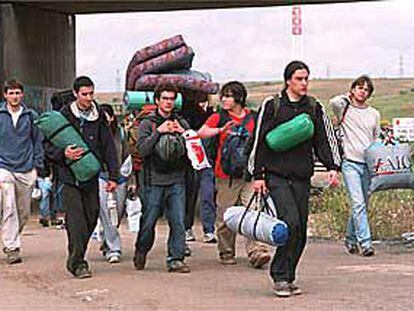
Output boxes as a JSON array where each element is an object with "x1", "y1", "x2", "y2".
[
  {"x1": 125, "y1": 191, "x2": 142, "y2": 233},
  {"x1": 183, "y1": 130, "x2": 211, "y2": 171}
]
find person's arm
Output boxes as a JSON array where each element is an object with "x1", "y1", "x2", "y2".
[
  {"x1": 313, "y1": 102, "x2": 341, "y2": 169},
  {"x1": 100, "y1": 120, "x2": 120, "y2": 185},
  {"x1": 197, "y1": 113, "x2": 234, "y2": 139},
  {"x1": 329, "y1": 94, "x2": 350, "y2": 126},
  {"x1": 250, "y1": 99, "x2": 277, "y2": 193},
  {"x1": 32, "y1": 123, "x2": 45, "y2": 172}
]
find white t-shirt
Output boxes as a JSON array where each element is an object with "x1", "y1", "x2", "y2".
[
  {"x1": 330, "y1": 95, "x2": 380, "y2": 163},
  {"x1": 10, "y1": 106, "x2": 23, "y2": 128}
]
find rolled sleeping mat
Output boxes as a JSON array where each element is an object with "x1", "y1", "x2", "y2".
[
  {"x1": 126, "y1": 35, "x2": 186, "y2": 83},
  {"x1": 126, "y1": 46, "x2": 194, "y2": 90},
  {"x1": 265, "y1": 113, "x2": 314, "y2": 152},
  {"x1": 35, "y1": 111, "x2": 101, "y2": 183},
  {"x1": 223, "y1": 206, "x2": 288, "y2": 246},
  {"x1": 124, "y1": 91, "x2": 182, "y2": 111},
  {"x1": 133, "y1": 73, "x2": 219, "y2": 94}
]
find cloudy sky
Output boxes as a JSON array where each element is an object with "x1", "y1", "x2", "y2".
[{"x1": 76, "y1": 0, "x2": 414, "y2": 92}]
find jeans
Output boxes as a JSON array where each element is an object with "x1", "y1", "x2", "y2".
[
  {"x1": 184, "y1": 169, "x2": 200, "y2": 230},
  {"x1": 38, "y1": 177, "x2": 52, "y2": 219},
  {"x1": 342, "y1": 160, "x2": 372, "y2": 250},
  {"x1": 135, "y1": 183, "x2": 186, "y2": 264},
  {"x1": 199, "y1": 168, "x2": 216, "y2": 234},
  {"x1": 98, "y1": 178, "x2": 128, "y2": 258}
]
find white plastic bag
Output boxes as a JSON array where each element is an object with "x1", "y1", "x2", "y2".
[
  {"x1": 125, "y1": 193, "x2": 142, "y2": 233},
  {"x1": 183, "y1": 130, "x2": 211, "y2": 171}
]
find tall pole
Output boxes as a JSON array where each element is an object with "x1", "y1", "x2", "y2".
[{"x1": 291, "y1": 5, "x2": 304, "y2": 60}]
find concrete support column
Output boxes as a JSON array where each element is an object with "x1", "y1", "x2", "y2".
[{"x1": 0, "y1": 4, "x2": 75, "y2": 110}]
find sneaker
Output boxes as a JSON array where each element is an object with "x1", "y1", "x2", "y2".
[
  {"x1": 249, "y1": 252, "x2": 271, "y2": 269},
  {"x1": 167, "y1": 260, "x2": 191, "y2": 273},
  {"x1": 345, "y1": 242, "x2": 359, "y2": 255},
  {"x1": 220, "y1": 255, "x2": 237, "y2": 265},
  {"x1": 133, "y1": 252, "x2": 147, "y2": 270},
  {"x1": 74, "y1": 265, "x2": 92, "y2": 279},
  {"x1": 39, "y1": 218, "x2": 49, "y2": 227},
  {"x1": 362, "y1": 246, "x2": 375, "y2": 257},
  {"x1": 273, "y1": 281, "x2": 292, "y2": 298},
  {"x1": 203, "y1": 233, "x2": 217, "y2": 244},
  {"x1": 185, "y1": 229, "x2": 196, "y2": 242},
  {"x1": 50, "y1": 218, "x2": 64, "y2": 226},
  {"x1": 289, "y1": 283, "x2": 303, "y2": 296},
  {"x1": 5, "y1": 248, "x2": 22, "y2": 265},
  {"x1": 184, "y1": 244, "x2": 192, "y2": 257},
  {"x1": 108, "y1": 254, "x2": 121, "y2": 264}
]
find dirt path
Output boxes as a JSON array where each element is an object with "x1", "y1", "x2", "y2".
[{"x1": 1, "y1": 218, "x2": 413, "y2": 310}]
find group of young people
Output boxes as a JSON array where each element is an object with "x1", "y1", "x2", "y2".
[{"x1": 0, "y1": 60, "x2": 380, "y2": 297}]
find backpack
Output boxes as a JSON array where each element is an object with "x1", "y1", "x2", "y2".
[
  {"x1": 220, "y1": 111, "x2": 254, "y2": 179},
  {"x1": 154, "y1": 133, "x2": 186, "y2": 164}
]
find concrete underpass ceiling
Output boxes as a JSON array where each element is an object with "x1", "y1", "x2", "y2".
[{"x1": 9, "y1": 0, "x2": 375, "y2": 14}]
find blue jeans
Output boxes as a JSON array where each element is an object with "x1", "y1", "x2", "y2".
[
  {"x1": 136, "y1": 183, "x2": 186, "y2": 264},
  {"x1": 38, "y1": 178, "x2": 52, "y2": 219},
  {"x1": 199, "y1": 168, "x2": 216, "y2": 234},
  {"x1": 342, "y1": 160, "x2": 372, "y2": 249},
  {"x1": 98, "y1": 178, "x2": 127, "y2": 258}
]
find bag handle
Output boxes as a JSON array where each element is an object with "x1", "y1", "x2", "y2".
[{"x1": 237, "y1": 192, "x2": 257, "y2": 235}]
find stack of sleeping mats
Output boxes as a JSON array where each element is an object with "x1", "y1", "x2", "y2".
[{"x1": 125, "y1": 35, "x2": 218, "y2": 94}]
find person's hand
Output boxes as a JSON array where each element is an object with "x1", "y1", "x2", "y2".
[
  {"x1": 328, "y1": 170, "x2": 340, "y2": 187},
  {"x1": 221, "y1": 120, "x2": 236, "y2": 133},
  {"x1": 172, "y1": 119, "x2": 185, "y2": 134},
  {"x1": 64, "y1": 144, "x2": 84, "y2": 160},
  {"x1": 106, "y1": 180, "x2": 118, "y2": 192},
  {"x1": 157, "y1": 120, "x2": 173, "y2": 134},
  {"x1": 253, "y1": 180, "x2": 268, "y2": 194}
]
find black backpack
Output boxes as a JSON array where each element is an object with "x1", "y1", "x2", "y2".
[{"x1": 220, "y1": 112, "x2": 254, "y2": 179}]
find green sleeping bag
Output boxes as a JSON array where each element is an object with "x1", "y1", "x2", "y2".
[
  {"x1": 35, "y1": 111, "x2": 101, "y2": 183},
  {"x1": 265, "y1": 113, "x2": 314, "y2": 152}
]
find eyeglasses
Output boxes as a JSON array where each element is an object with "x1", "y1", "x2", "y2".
[{"x1": 220, "y1": 93, "x2": 234, "y2": 98}]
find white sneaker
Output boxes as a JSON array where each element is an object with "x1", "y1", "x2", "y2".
[
  {"x1": 203, "y1": 233, "x2": 217, "y2": 244},
  {"x1": 185, "y1": 229, "x2": 196, "y2": 242},
  {"x1": 108, "y1": 254, "x2": 121, "y2": 264}
]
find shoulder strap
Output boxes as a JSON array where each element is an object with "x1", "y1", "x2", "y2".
[
  {"x1": 217, "y1": 110, "x2": 230, "y2": 128},
  {"x1": 272, "y1": 94, "x2": 281, "y2": 118},
  {"x1": 338, "y1": 98, "x2": 351, "y2": 126}
]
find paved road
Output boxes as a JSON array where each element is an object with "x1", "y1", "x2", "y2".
[{"x1": 1, "y1": 218, "x2": 413, "y2": 310}]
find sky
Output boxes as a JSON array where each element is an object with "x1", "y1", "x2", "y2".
[{"x1": 76, "y1": 0, "x2": 414, "y2": 92}]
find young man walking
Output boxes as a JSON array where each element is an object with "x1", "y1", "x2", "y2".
[
  {"x1": 0, "y1": 79, "x2": 43, "y2": 264},
  {"x1": 329, "y1": 75, "x2": 380, "y2": 257},
  {"x1": 134, "y1": 83, "x2": 191, "y2": 273},
  {"x1": 198, "y1": 81, "x2": 271, "y2": 268},
  {"x1": 46, "y1": 76, "x2": 118, "y2": 278},
  {"x1": 249, "y1": 61, "x2": 340, "y2": 297}
]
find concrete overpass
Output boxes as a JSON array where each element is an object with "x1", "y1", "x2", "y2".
[{"x1": 0, "y1": 0, "x2": 373, "y2": 109}]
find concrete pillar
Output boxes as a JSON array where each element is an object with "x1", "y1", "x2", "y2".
[{"x1": 0, "y1": 4, "x2": 75, "y2": 110}]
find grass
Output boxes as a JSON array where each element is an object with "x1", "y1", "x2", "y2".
[{"x1": 310, "y1": 187, "x2": 414, "y2": 241}]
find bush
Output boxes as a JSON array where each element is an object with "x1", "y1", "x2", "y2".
[{"x1": 309, "y1": 187, "x2": 414, "y2": 240}]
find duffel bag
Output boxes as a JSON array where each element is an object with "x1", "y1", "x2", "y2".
[
  {"x1": 265, "y1": 113, "x2": 314, "y2": 152},
  {"x1": 35, "y1": 111, "x2": 101, "y2": 183},
  {"x1": 223, "y1": 193, "x2": 288, "y2": 246}
]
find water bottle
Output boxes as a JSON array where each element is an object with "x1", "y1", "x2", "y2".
[{"x1": 107, "y1": 192, "x2": 118, "y2": 227}]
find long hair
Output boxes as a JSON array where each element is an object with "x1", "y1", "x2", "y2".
[{"x1": 100, "y1": 104, "x2": 118, "y2": 133}]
